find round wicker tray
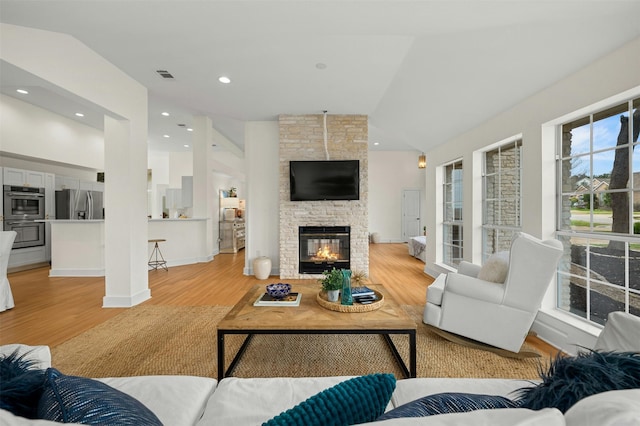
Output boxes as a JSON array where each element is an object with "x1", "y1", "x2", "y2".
[{"x1": 316, "y1": 289, "x2": 384, "y2": 313}]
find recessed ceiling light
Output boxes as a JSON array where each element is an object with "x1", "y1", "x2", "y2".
[
  {"x1": 163, "y1": 134, "x2": 170, "y2": 138},
  {"x1": 374, "y1": 142, "x2": 380, "y2": 146},
  {"x1": 16, "y1": 89, "x2": 29, "y2": 94},
  {"x1": 218, "y1": 76, "x2": 231, "y2": 84},
  {"x1": 75, "y1": 112, "x2": 84, "y2": 117},
  {"x1": 161, "y1": 112, "x2": 170, "y2": 116},
  {"x1": 187, "y1": 128, "x2": 193, "y2": 132},
  {"x1": 183, "y1": 144, "x2": 189, "y2": 148}
]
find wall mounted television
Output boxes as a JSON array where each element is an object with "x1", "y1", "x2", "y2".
[{"x1": 290, "y1": 160, "x2": 359, "y2": 201}]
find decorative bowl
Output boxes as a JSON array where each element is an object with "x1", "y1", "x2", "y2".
[{"x1": 266, "y1": 283, "x2": 291, "y2": 299}]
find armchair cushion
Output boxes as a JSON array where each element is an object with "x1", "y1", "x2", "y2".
[
  {"x1": 476, "y1": 251, "x2": 509, "y2": 283},
  {"x1": 445, "y1": 273, "x2": 505, "y2": 305},
  {"x1": 594, "y1": 311, "x2": 640, "y2": 352},
  {"x1": 456, "y1": 261, "x2": 481, "y2": 278},
  {"x1": 426, "y1": 274, "x2": 446, "y2": 306}
]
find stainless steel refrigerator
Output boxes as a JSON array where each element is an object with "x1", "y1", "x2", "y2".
[{"x1": 55, "y1": 189, "x2": 104, "y2": 220}]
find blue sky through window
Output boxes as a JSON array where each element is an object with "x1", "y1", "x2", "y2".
[{"x1": 570, "y1": 110, "x2": 637, "y2": 177}]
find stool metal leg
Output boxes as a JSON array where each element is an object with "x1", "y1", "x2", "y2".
[{"x1": 148, "y1": 242, "x2": 168, "y2": 271}]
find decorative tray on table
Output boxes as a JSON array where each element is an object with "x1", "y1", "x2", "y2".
[{"x1": 316, "y1": 289, "x2": 385, "y2": 313}]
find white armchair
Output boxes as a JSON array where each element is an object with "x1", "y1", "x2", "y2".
[
  {"x1": 423, "y1": 232, "x2": 563, "y2": 353},
  {"x1": 1, "y1": 231, "x2": 17, "y2": 312}
]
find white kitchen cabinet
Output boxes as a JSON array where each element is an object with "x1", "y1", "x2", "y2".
[
  {"x1": 181, "y1": 176, "x2": 193, "y2": 207},
  {"x1": 3, "y1": 167, "x2": 45, "y2": 188},
  {"x1": 55, "y1": 175, "x2": 80, "y2": 191},
  {"x1": 165, "y1": 188, "x2": 183, "y2": 209},
  {"x1": 79, "y1": 181, "x2": 93, "y2": 191}
]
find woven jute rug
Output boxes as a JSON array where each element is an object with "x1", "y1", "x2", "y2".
[{"x1": 51, "y1": 305, "x2": 546, "y2": 380}]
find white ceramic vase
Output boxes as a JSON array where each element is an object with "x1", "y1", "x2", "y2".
[
  {"x1": 327, "y1": 289, "x2": 340, "y2": 302},
  {"x1": 253, "y1": 256, "x2": 271, "y2": 280}
]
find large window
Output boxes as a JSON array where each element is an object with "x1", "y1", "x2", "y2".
[
  {"x1": 482, "y1": 139, "x2": 522, "y2": 260},
  {"x1": 557, "y1": 98, "x2": 639, "y2": 325},
  {"x1": 443, "y1": 160, "x2": 463, "y2": 267}
]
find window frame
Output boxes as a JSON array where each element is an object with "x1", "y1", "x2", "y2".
[
  {"x1": 555, "y1": 96, "x2": 639, "y2": 325},
  {"x1": 442, "y1": 159, "x2": 464, "y2": 267},
  {"x1": 481, "y1": 137, "x2": 523, "y2": 261}
]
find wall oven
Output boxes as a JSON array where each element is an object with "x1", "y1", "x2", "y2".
[{"x1": 3, "y1": 185, "x2": 46, "y2": 249}]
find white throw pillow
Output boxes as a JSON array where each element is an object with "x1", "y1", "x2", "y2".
[
  {"x1": 564, "y1": 389, "x2": 640, "y2": 426},
  {"x1": 477, "y1": 251, "x2": 509, "y2": 283}
]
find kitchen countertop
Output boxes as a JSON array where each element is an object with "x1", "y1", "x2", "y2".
[
  {"x1": 37, "y1": 219, "x2": 104, "y2": 223},
  {"x1": 39, "y1": 218, "x2": 209, "y2": 223},
  {"x1": 148, "y1": 218, "x2": 208, "y2": 222}
]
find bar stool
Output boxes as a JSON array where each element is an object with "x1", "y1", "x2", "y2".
[{"x1": 148, "y1": 239, "x2": 168, "y2": 271}]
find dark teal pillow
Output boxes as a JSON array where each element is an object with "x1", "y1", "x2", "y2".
[
  {"x1": 263, "y1": 373, "x2": 396, "y2": 426},
  {"x1": 515, "y1": 350, "x2": 640, "y2": 413},
  {"x1": 37, "y1": 368, "x2": 162, "y2": 425},
  {"x1": 377, "y1": 392, "x2": 519, "y2": 420}
]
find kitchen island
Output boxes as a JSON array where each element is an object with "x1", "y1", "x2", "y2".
[{"x1": 43, "y1": 218, "x2": 211, "y2": 277}]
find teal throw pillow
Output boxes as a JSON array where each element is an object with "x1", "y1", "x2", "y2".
[
  {"x1": 263, "y1": 373, "x2": 396, "y2": 426},
  {"x1": 37, "y1": 368, "x2": 162, "y2": 425}
]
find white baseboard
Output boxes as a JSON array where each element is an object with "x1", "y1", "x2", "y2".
[
  {"x1": 103, "y1": 289, "x2": 151, "y2": 308},
  {"x1": 49, "y1": 268, "x2": 105, "y2": 277}
]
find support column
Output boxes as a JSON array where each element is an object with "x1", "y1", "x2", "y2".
[
  {"x1": 193, "y1": 116, "x2": 215, "y2": 259},
  {"x1": 103, "y1": 115, "x2": 150, "y2": 307}
]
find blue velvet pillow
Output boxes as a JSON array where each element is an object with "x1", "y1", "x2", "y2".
[
  {"x1": 515, "y1": 350, "x2": 640, "y2": 413},
  {"x1": 0, "y1": 349, "x2": 45, "y2": 419},
  {"x1": 376, "y1": 392, "x2": 519, "y2": 420},
  {"x1": 37, "y1": 368, "x2": 162, "y2": 425},
  {"x1": 263, "y1": 373, "x2": 396, "y2": 426}
]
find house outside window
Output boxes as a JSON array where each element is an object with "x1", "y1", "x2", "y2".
[
  {"x1": 443, "y1": 160, "x2": 463, "y2": 267},
  {"x1": 482, "y1": 139, "x2": 522, "y2": 260},
  {"x1": 557, "y1": 97, "x2": 640, "y2": 325}
]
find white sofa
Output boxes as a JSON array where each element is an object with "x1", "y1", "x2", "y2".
[{"x1": 1, "y1": 343, "x2": 639, "y2": 426}]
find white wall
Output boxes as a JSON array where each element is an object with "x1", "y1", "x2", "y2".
[
  {"x1": 369, "y1": 150, "x2": 427, "y2": 242},
  {"x1": 168, "y1": 152, "x2": 193, "y2": 187},
  {"x1": 244, "y1": 121, "x2": 280, "y2": 276},
  {"x1": 0, "y1": 94, "x2": 104, "y2": 172},
  {"x1": 423, "y1": 36, "x2": 640, "y2": 353}
]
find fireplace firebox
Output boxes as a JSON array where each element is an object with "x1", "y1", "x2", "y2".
[{"x1": 299, "y1": 226, "x2": 350, "y2": 274}]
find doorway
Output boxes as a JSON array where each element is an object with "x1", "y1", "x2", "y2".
[{"x1": 402, "y1": 189, "x2": 421, "y2": 241}]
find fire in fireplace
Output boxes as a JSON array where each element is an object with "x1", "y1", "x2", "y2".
[{"x1": 299, "y1": 226, "x2": 350, "y2": 274}]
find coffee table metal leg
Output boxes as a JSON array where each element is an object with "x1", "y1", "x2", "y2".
[
  {"x1": 224, "y1": 334, "x2": 254, "y2": 377},
  {"x1": 217, "y1": 330, "x2": 225, "y2": 379},
  {"x1": 409, "y1": 330, "x2": 416, "y2": 378},
  {"x1": 382, "y1": 330, "x2": 417, "y2": 378}
]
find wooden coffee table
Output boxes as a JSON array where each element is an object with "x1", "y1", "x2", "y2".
[{"x1": 217, "y1": 284, "x2": 417, "y2": 379}]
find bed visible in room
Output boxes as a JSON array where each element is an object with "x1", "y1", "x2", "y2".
[{"x1": 408, "y1": 235, "x2": 426, "y2": 262}]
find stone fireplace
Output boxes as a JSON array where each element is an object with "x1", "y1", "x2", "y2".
[
  {"x1": 298, "y1": 226, "x2": 350, "y2": 274},
  {"x1": 279, "y1": 114, "x2": 368, "y2": 278}
]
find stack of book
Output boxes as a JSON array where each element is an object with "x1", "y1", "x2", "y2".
[{"x1": 351, "y1": 286, "x2": 378, "y2": 305}]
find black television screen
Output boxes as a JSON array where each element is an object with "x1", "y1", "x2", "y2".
[{"x1": 290, "y1": 160, "x2": 359, "y2": 201}]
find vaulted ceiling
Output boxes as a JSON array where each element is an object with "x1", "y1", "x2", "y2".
[{"x1": 1, "y1": 1, "x2": 639, "y2": 155}]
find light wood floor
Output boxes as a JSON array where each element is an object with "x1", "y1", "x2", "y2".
[{"x1": 0, "y1": 243, "x2": 559, "y2": 357}]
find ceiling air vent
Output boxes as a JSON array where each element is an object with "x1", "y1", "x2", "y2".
[
  {"x1": 156, "y1": 70, "x2": 175, "y2": 79},
  {"x1": 177, "y1": 123, "x2": 186, "y2": 127}
]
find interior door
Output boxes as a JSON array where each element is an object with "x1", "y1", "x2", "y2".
[{"x1": 402, "y1": 189, "x2": 421, "y2": 242}]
